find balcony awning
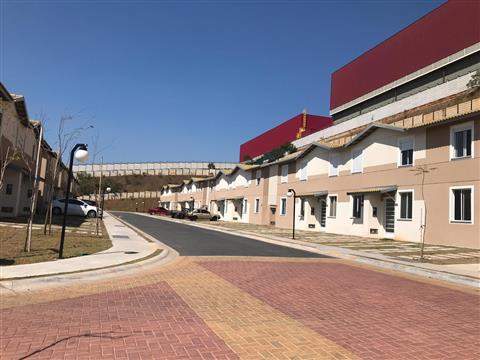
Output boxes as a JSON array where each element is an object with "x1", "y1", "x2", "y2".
[{"x1": 347, "y1": 186, "x2": 397, "y2": 195}]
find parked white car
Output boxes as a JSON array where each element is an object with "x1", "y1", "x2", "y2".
[{"x1": 52, "y1": 198, "x2": 100, "y2": 218}]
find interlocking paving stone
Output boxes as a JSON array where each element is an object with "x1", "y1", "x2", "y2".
[
  {"x1": 200, "y1": 260, "x2": 480, "y2": 360},
  {"x1": 0, "y1": 280, "x2": 238, "y2": 360}
]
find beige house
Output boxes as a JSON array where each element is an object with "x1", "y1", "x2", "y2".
[
  {"x1": 159, "y1": 91, "x2": 479, "y2": 249},
  {"x1": 273, "y1": 96, "x2": 479, "y2": 249}
]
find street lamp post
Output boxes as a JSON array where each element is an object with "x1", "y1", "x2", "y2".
[
  {"x1": 287, "y1": 188, "x2": 296, "y2": 239},
  {"x1": 101, "y1": 186, "x2": 111, "y2": 217},
  {"x1": 59, "y1": 144, "x2": 88, "y2": 259}
]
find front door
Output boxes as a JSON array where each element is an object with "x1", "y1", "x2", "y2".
[
  {"x1": 384, "y1": 198, "x2": 395, "y2": 238},
  {"x1": 319, "y1": 198, "x2": 327, "y2": 230}
]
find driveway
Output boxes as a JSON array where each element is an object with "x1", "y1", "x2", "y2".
[{"x1": 112, "y1": 212, "x2": 327, "y2": 258}]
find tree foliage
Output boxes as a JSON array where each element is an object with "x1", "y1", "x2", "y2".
[{"x1": 77, "y1": 172, "x2": 123, "y2": 195}]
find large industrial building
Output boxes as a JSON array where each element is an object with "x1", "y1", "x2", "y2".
[{"x1": 239, "y1": 112, "x2": 332, "y2": 162}]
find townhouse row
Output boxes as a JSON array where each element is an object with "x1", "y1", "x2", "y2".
[
  {"x1": 0, "y1": 82, "x2": 72, "y2": 218},
  {"x1": 160, "y1": 92, "x2": 479, "y2": 249}
]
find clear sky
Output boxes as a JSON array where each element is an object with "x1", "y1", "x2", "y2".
[{"x1": 1, "y1": 0, "x2": 443, "y2": 163}]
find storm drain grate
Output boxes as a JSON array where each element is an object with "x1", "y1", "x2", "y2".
[{"x1": 112, "y1": 235, "x2": 130, "y2": 239}]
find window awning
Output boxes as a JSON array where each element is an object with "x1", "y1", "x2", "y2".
[
  {"x1": 227, "y1": 195, "x2": 244, "y2": 200},
  {"x1": 347, "y1": 186, "x2": 397, "y2": 195},
  {"x1": 297, "y1": 190, "x2": 328, "y2": 197}
]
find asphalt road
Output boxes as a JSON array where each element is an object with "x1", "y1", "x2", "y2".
[{"x1": 113, "y1": 212, "x2": 328, "y2": 258}]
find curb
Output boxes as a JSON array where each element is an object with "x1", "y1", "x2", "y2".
[
  {"x1": 0, "y1": 213, "x2": 178, "y2": 285},
  {"x1": 136, "y1": 212, "x2": 479, "y2": 288}
]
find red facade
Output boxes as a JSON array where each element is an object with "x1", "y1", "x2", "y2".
[
  {"x1": 239, "y1": 114, "x2": 332, "y2": 161},
  {"x1": 330, "y1": 0, "x2": 480, "y2": 111}
]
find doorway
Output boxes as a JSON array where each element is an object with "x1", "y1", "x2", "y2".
[{"x1": 384, "y1": 198, "x2": 395, "y2": 238}]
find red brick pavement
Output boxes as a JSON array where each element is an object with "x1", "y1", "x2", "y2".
[
  {"x1": 200, "y1": 260, "x2": 480, "y2": 360},
  {"x1": 0, "y1": 281, "x2": 238, "y2": 360}
]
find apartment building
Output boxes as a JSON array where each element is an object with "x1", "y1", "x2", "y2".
[
  {"x1": 0, "y1": 84, "x2": 38, "y2": 217},
  {"x1": 0, "y1": 82, "x2": 72, "y2": 218},
  {"x1": 159, "y1": 1, "x2": 479, "y2": 249}
]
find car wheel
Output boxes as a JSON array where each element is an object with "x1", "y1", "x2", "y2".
[
  {"x1": 87, "y1": 210, "x2": 97, "y2": 218},
  {"x1": 191, "y1": 216, "x2": 197, "y2": 221},
  {"x1": 52, "y1": 207, "x2": 62, "y2": 216}
]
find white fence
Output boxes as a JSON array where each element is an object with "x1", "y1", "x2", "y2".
[
  {"x1": 80, "y1": 191, "x2": 162, "y2": 201},
  {"x1": 73, "y1": 161, "x2": 237, "y2": 177}
]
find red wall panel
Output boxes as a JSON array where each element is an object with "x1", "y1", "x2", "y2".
[
  {"x1": 239, "y1": 114, "x2": 332, "y2": 161},
  {"x1": 330, "y1": 0, "x2": 480, "y2": 111}
]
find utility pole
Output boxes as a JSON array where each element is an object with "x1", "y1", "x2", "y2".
[{"x1": 25, "y1": 122, "x2": 43, "y2": 252}]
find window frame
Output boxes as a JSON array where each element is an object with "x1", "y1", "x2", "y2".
[
  {"x1": 329, "y1": 154, "x2": 340, "y2": 177},
  {"x1": 397, "y1": 136, "x2": 414, "y2": 167},
  {"x1": 5, "y1": 183, "x2": 13, "y2": 195},
  {"x1": 254, "y1": 198, "x2": 260, "y2": 213},
  {"x1": 280, "y1": 197, "x2": 287, "y2": 216},
  {"x1": 351, "y1": 194, "x2": 364, "y2": 219},
  {"x1": 299, "y1": 161, "x2": 308, "y2": 181},
  {"x1": 351, "y1": 148, "x2": 363, "y2": 174},
  {"x1": 280, "y1": 164, "x2": 289, "y2": 183},
  {"x1": 242, "y1": 198, "x2": 248, "y2": 215},
  {"x1": 450, "y1": 122, "x2": 474, "y2": 161},
  {"x1": 449, "y1": 185, "x2": 474, "y2": 224},
  {"x1": 255, "y1": 170, "x2": 261, "y2": 186},
  {"x1": 328, "y1": 195, "x2": 337, "y2": 218},
  {"x1": 398, "y1": 189, "x2": 414, "y2": 220}
]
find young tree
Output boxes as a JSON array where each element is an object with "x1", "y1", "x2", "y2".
[
  {"x1": 43, "y1": 114, "x2": 93, "y2": 235},
  {"x1": 411, "y1": 165, "x2": 437, "y2": 261}
]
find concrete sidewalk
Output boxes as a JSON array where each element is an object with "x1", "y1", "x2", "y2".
[
  {"x1": 0, "y1": 212, "x2": 160, "y2": 280},
  {"x1": 140, "y1": 213, "x2": 479, "y2": 288}
]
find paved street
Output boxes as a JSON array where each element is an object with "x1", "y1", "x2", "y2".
[
  {"x1": 1, "y1": 213, "x2": 479, "y2": 360},
  {"x1": 113, "y1": 212, "x2": 325, "y2": 258}
]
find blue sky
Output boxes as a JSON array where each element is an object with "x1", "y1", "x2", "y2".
[{"x1": 1, "y1": 0, "x2": 442, "y2": 163}]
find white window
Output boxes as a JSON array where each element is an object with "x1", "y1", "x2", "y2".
[
  {"x1": 299, "y1": 161, "x2": 308, "y2": 181},
  {"x1": 329, "y1": 195, "x2": 337, "y2": 217},
  {"x1": 299, "y1": 198, "x2": 306, "y2": 218},
  {"x1": 450, "y1": 186, "x2": 473, "y2": 223},
  {"x1": 280, "y1": 197, "x2": 287, "y2": 216},
  {"x1": 351, "y1": 149, "x2": 363, "y2": 174},
  {"x1": 399, "y1": 191, "x2": 413, "y2": 220},
  {"x1": 329, "y1": 154, "x2": 340, "y2": 177},
  {"x1": 280, "y1": 165, "x2": 288, "y2": 183},
  {"x1": 242, "y1": 199, "x2": 248, "y2": 215},
  {"x1": 398, "y1": 137, "x2": 414, "y2": 167},
  {"x1": 352, "y1": 195, "x2": 364, "y2": 218},
  {"x1": 255, "y1": 170, "x2": 261, "y2": 186},
  {"x1": 450, "y1": 123, "x2": 473, "y2": 160},
  {"x1": 254, "y1": 198, "x2": 260, "y2": 213}
]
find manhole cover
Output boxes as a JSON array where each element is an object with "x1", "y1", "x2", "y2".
[{"x1": 112, "y1": 235, "x2": 130, "y2": 239}]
